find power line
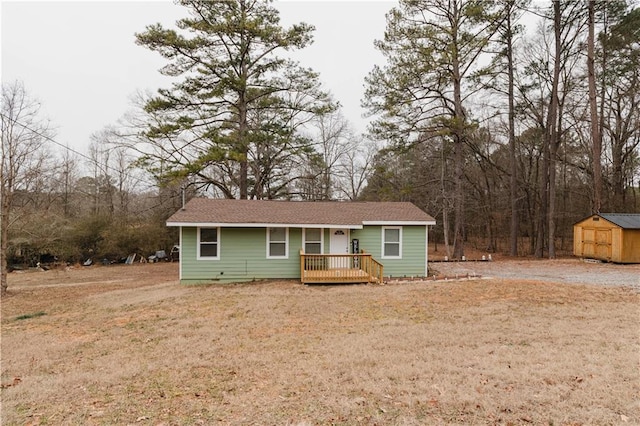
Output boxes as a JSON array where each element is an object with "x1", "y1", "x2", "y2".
[
  {"x1": 1, "y1": 112, "x2": 190, "y2": 212},
  {"x1": 0, "y1": 111, "x2": 125, "y2": 176},
  {"x1": 1, "y1": 112, "x2": 102, "y2": 168}
]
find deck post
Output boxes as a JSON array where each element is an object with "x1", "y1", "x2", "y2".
[{"x1": 300, "y1": 249, "x2": 305, "y2": 284}]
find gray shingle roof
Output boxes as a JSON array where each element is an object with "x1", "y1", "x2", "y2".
[
  {"x1": 167, "y1": 198, "x2": 436, "y2": 227},
  {"x1": 599, "y1": 213, "x2": 640, "y2": 229}
]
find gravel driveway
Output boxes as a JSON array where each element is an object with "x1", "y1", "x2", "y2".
[{"x1": 431, "y1": 258, "x2": 640, "y2": 290}]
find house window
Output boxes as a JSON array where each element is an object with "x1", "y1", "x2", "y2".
[
  {"x1": 382, "y1": 226, "x2": 402, "y2": 258},
  {"x1": 304, "y1": 228, "x2": 323, "y2": 254},
  {"x1": 267, "y1": 227, "x2": 288, "y2": 258},
  {"x1": 198, "y1": 227, "x2": 219, "y2": 259}
]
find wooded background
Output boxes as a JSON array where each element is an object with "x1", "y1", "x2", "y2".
[{"x1": 2, "y1": 0, "x2": 639, "y2": 293}]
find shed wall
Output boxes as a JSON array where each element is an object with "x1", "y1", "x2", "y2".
[
  {"x1": 573, "y1": 215, "x2": 640, "y2": 263},
  {"x1": 621, "y1": 229, "x2": 640, "y2": 263}
]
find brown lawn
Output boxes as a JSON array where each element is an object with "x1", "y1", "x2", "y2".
[{"x1": 1, "y1": 262, "x2": 639, "y2": 425}]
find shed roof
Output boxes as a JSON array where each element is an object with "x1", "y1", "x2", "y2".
[
  {"x1": 167, "y1": 198, "x2": 436, "y2": 228},
  {"x1": 599, "y1": 213, "x2": 640, "y2": 229}
]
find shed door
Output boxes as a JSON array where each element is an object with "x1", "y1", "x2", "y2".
[
  {"x1": 582, "y1": 227, "x2": 612, "y2": 260},
  {"x1": 595, "y1": 229, "x2": 612, "y2": 260},
  {"x1": 582, "y1": 228, "x2": 596, "y2": 257}
]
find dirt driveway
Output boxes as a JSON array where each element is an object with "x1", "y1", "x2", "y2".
[{"x1": 432, "y1": 258, "x2": 640, "y2": 289}]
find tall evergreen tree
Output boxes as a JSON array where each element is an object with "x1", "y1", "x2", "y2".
[
  {"x1": 363, "y1": 0, "x2": 503, "y2": 259},
  {"x1": 135, "y1": 0, "x2": 335, "y2": 199}
]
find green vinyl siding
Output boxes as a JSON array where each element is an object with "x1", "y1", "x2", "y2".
[
  {"x1": 180, "y1": 227, "x2": 302, "y2": 284},
  {"x1": 179, "y1": 224, "x2": 428, "y2": 283},
  {"x1": 351, "y1": 225, "x2": 427, "y2": 278},
  {"x1": 324, "y1": 228, "x2": 331, "y2": 254}
]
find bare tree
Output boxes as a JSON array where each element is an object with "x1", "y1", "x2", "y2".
[
  {"x1": 1, "y1": 81, "x2": 53, "y2": 296},
  {"x1": 313, "y1": 112, "x2": 354, "y2": 200},
  {"x1": 87, "y1": 129, "x2": 143, "y2": 220},
  {"x1": 88, "y1": 139, "x2": 112, "y2": 216},
  {"x1": 335, "y1": 136, "x2": 378, "y2": 201},
  {"x1": 293, "y1": 111, "x2": 363, "y2": 200},
  {"x1": 56, "y1": 148, "x2": 80, "y2": 218},
  {"x1": 600, "y1": 4, "x2": 640, "y2": 211}
]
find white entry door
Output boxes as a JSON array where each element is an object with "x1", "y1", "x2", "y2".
[{"x1": 329, "y1": 229, "x2": 349, "y2": 268}]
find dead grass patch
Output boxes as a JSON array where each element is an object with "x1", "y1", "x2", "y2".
[{"x1": 1, "y1": 263, "x2": 639, "y2": 425}]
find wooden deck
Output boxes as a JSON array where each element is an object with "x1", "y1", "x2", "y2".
[{"x1": 299, "y1": 251, "x2": 384, "y2": 284}]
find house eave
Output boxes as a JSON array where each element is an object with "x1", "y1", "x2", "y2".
[
  {"x1": 167, "y1": 220, "x2": 436, "y2": 228},
  {"x1": 362, "y1": 220, "x2": 436, "y2": 226},
  {"x1": 166, "y1": 222, "x2": 364, "y2": 229}
]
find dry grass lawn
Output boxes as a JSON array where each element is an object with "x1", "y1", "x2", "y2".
[{"x1": 1, "y1": 262, "x2": 639, "y2": 425}]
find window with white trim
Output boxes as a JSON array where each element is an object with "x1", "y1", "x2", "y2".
[
  {"x1": 267, "y1": 227, "x2": 288, "y2": 258},
  {"x1": 303, "y1": 228, "x2": 323, "y2": 254},
  {"x1": 198, "y1": 227, "x2": 219, "y2": 259},
  {"x1": 382, "y1": 226, "x2": 402, "y2": 258}
]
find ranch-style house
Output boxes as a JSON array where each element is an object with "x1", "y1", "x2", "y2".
[{"x1": 166, "y1": 198, "x2": 436, "y2": 284}]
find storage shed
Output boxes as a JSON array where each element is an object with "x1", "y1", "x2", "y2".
[{"x1": 573, "y1": 213, "x2": 640, "y2": 263}]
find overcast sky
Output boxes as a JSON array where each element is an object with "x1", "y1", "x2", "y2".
[{"x1": 1, "y1": 1, "x2": 396, "y2": 154}]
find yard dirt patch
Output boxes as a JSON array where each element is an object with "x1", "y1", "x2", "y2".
[{"x1": 1, "y1": 261, "x2": 639, "y2": 425}]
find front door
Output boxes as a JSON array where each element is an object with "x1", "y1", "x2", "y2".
[{"x1": 329, "y1": 228, "x2": 349, "y2": 268}]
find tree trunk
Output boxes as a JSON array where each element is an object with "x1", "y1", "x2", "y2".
[
  {"x1": 452, "y1": 134, "x2": 465, "y2": 259},
  {"x1": 1, "y1": 82, "x2": 52, "y2": 296},
  {"x1": 588, "y1": 0, "x2": 602, "y2": 213},
  {"x1": 548, "y1": 138, "x2": 557, "y2": 259},
  {"x1": 452, "y1": 26, "x2": 465, "y2": 260},
  {"x1": 507, "y1": 6, "x2": 518, "y2": 256},
  {"x1": 238, "y1": 1, "x2": 249, "y2": 200},
  {"x1": 547, "y1": 0, "x2": 562, "y2": 259},
  {"x1": 442, "y1": 207, "x2": 451, "y2": 259},
  {"x1": 0, "y1": 177, "x2": 9, "y2": 296},
  {"x1": 611, "y1": 135, "x2": 625, "y2": 210},
  {"x1": 238, "y1": 86, "x2": 248, "y2": 199},
  {"x1": 535, "y1": 152, "x2": 547, "y2": 258},
  {"x1": 441, "y1": 141, "x2": 452, "y2": 259},
  {"x1": 535, "y1": 124, "x2": 548, "y2": 258}
]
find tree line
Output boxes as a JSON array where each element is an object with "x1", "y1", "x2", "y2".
[
  {"x1": 2, "y1": 0, "x2": 639, "y2": 295},
  {"x1": 1, "y1": 83, "x2": 182, "y2": 272},
  {"x1": 362, "y1": 0, "x2": 639, "y2": 259}
]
